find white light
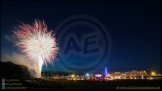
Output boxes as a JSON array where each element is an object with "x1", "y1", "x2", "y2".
[
  {"x1": 86, "y1": 73, "x2": 89, "y2": 76},
  {"x1": 95, "y1": 74, "x2": 102, "y2": 77}
]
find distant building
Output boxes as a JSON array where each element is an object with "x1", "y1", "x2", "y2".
[
  {"x1": 108, "y1": 70, "x2": 147, "y2": 78},
  {"x1": 125, "y1": 70, "x2": 147, "y2": 76},
  {"x1": 156, "y1": 74, "x2": 162, "y2": 76}
]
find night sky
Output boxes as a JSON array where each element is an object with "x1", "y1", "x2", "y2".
[{"x1": 1, "y1": 1, "x2": 161, "y2": 74}]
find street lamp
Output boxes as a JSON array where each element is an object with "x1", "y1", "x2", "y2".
[
  {"x1": 86, "y1": 73, "x2": 89, "y2": 77},
  {"x1": 151, "y1": 72, "x2": 155, "y2": 76}
]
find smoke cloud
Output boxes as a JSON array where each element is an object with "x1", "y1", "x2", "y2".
[{"x1": 1, "y1": 53, "x2": 41, "y2": 78}]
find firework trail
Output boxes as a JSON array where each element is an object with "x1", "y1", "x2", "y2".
[{"x1": 13, "y1": 20, "x2": 59, "y2": 76}]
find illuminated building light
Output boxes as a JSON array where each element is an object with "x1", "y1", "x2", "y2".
[
  {"x1": 95, "y1": 74, "x2": 102, "y2": 77},
  {"x1": 117, "y1": 76, "x2": 121, "y2": 79},
  {"x1": 92, "y1": 76, "x2": 94, "y2": 79},
  {"x1": 71, "y1": 74, "x2": 75, "y2": 77},
  {"x1": 107, "y1": 74, "x2": 109, "y2": 76}
]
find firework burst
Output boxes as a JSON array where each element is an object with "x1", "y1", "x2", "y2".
[{"x1": 13, "y1": 19, "x2": 59, "y2": 74}]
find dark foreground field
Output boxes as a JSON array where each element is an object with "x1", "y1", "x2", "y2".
[{"x1": 36, "y1": 79, "x2": 161, "y2": 90}]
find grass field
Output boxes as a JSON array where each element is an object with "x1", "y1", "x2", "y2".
[{"x1": 42, "y1": 78, "x2": 161, "y2": 90}]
